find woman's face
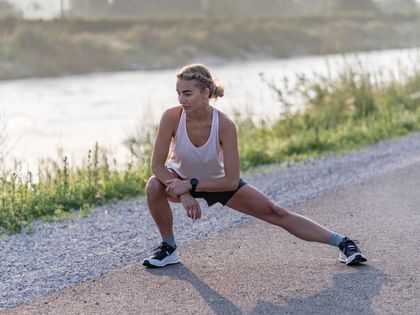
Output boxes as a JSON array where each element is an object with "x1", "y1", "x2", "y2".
[{"x1": 176, "y1": 79, "x2": 209, "y2": 112}]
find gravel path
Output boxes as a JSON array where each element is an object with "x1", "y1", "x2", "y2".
[{"x1": 2, "y1": 132, "x2": 420, "y2": 310}]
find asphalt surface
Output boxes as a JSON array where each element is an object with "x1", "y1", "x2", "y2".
[{"x1": 3, "y1": 160, "x2": 420, "y2": 315}]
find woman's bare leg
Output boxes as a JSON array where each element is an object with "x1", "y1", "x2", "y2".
[
  {"x1": 226, "y1": 184, "x2": 333, "y2": 244},
  {"x1": 145, "y1": 176, "x2": 179, "y2": 238}
]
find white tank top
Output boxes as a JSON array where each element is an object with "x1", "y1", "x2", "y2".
[{"x1": 166, "y1": 108, "x2": 225, "y2": 180}]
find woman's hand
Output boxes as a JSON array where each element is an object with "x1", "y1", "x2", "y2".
[
  {"x1": 180, "y1": 194, "x2": 202, "y2": 220},
  {"x1": 165, "y1": 178, "x2": 191, "y2": 198}
]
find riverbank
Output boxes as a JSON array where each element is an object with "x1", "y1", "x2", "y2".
[{"x1": 1, "y1": 14, "x2": 420, "y2": 80}]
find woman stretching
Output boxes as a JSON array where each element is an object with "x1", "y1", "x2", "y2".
[{"x1": 143, "y1": 64, "x2": 367, "y2": 268}]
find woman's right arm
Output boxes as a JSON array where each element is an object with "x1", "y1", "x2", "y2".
[
  {"x1": 151, "y1": 107, "x2": 202, "y2": 220},
  {"x1": 151, "y1": 107, "x2": 180, "y2": 185}
]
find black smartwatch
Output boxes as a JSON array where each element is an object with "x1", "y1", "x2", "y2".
[{"x1": 190, "y1": 178, "x2": 199, "y2": 193}]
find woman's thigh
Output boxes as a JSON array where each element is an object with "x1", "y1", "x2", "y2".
[{"x1": 225, "y1": 184, "x2": 280, "y2": 219}]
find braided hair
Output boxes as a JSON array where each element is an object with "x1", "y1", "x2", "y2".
[{"x1": 177, "y1": 64, "x2": 224, "y2": 99}]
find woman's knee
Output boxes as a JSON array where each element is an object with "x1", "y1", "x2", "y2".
[
  {"x1": 145, "y1": 176, "x2": 166, "y2": 200},
  {"x1": 270, "y1": 203, "x2": 290, "y2": 220}
]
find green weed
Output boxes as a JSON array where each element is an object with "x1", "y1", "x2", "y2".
[
  {"x1": 237, "y1": 64, "x2": 420, "y2": 170},
  {"x1": 0, "y1": 142, "x2": 152, "y2": 234}
]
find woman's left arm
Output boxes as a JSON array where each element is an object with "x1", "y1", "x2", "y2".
[{"x1": 202, "y1": 115, "x2": 241, "y2": 191}]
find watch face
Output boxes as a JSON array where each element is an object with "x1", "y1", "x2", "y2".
[{"x1": 191, "y1": 178, "x2": 198, "y2": 186}]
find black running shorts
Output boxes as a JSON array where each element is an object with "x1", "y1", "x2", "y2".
[
  {"x1": 167, "y1": 168, "x2": 247, "y2": 206},
  {"x1": 191, "y1": 178, "x2": 247, "y2": 206}
]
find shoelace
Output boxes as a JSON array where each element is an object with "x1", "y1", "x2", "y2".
[
  {"x1": 344, "y1": 240, "x2": 360, "y2": 254},
  {"x1": 153, "y1": 244, "x2": 173, "y2": 255},
  {"x1": 153, "y1": 244, "x2": 165, "y2": 254}
]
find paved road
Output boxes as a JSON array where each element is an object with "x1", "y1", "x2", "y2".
[{"x1": 3, "y1": 161, "x2": 420, "y2": 314}]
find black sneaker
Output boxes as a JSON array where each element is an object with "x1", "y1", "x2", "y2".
[
  {"x1": 338, "y1": 237, "x2": 367, "y2": 265},
  {"x1": 143, "y1": 242, "x2": 180, "y2": 268}
]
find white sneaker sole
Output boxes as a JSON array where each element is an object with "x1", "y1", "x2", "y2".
[
  {"x1": 143, "y1": 250, "x2": 181, "y2": 268},
  {"x1": 338, "y1": 251, "x2": 367, "y2": 265}
]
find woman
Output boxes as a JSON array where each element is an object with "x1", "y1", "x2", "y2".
[{"x1": 143, "y1": 64, "x2": 367, "y2": 268}]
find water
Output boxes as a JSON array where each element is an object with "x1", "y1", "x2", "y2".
[{"x1": 0, "y1": 47, "x2": 419, "y2": 170}]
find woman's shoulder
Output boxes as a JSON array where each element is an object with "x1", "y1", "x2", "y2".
[
  {"x1": 163, "y1": 105, "x2": 182, "y2": 116},
  {"x1": 160, "y1": 106, "x2": 183, "y2": 122},
  {"x1": 216, "y1": 108, "x2": 236, "y2": 132},
  {"x1": 157, "y1": 106, "x2": 182, "y2": 137}
]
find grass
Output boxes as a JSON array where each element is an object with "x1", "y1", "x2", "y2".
[
  {"x1": 0, "y1": 143, "x2": 152, "y2": 234},
  {"x1": 237, "y1": 65, "x2": 420, "y2": 170},
  {"x1": 1, "y1": 62, "x2": 420, "y2": 235}
]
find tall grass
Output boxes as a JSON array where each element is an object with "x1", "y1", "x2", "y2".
[
  {"x1": 1, "y1": 63, "x2": 420, "y2": 234},
  {"x1": 0, "y1": 143, "x2": 152, "y2": 234},
  {"x1": 238, "y1": 65, "x2": 420, "y2": 170}
]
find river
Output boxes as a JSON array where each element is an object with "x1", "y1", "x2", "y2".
[{"x1": 0, "y1": 47, "x2": 419, "y2": 170}]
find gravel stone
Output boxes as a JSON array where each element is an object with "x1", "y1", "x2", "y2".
[{"x1": 1, "y1": 132, "x2": 420, "y2": 309}]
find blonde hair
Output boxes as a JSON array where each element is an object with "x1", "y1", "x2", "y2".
[{"x1": 177, "y1": 64, "x2": 224, "y2": 99}]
